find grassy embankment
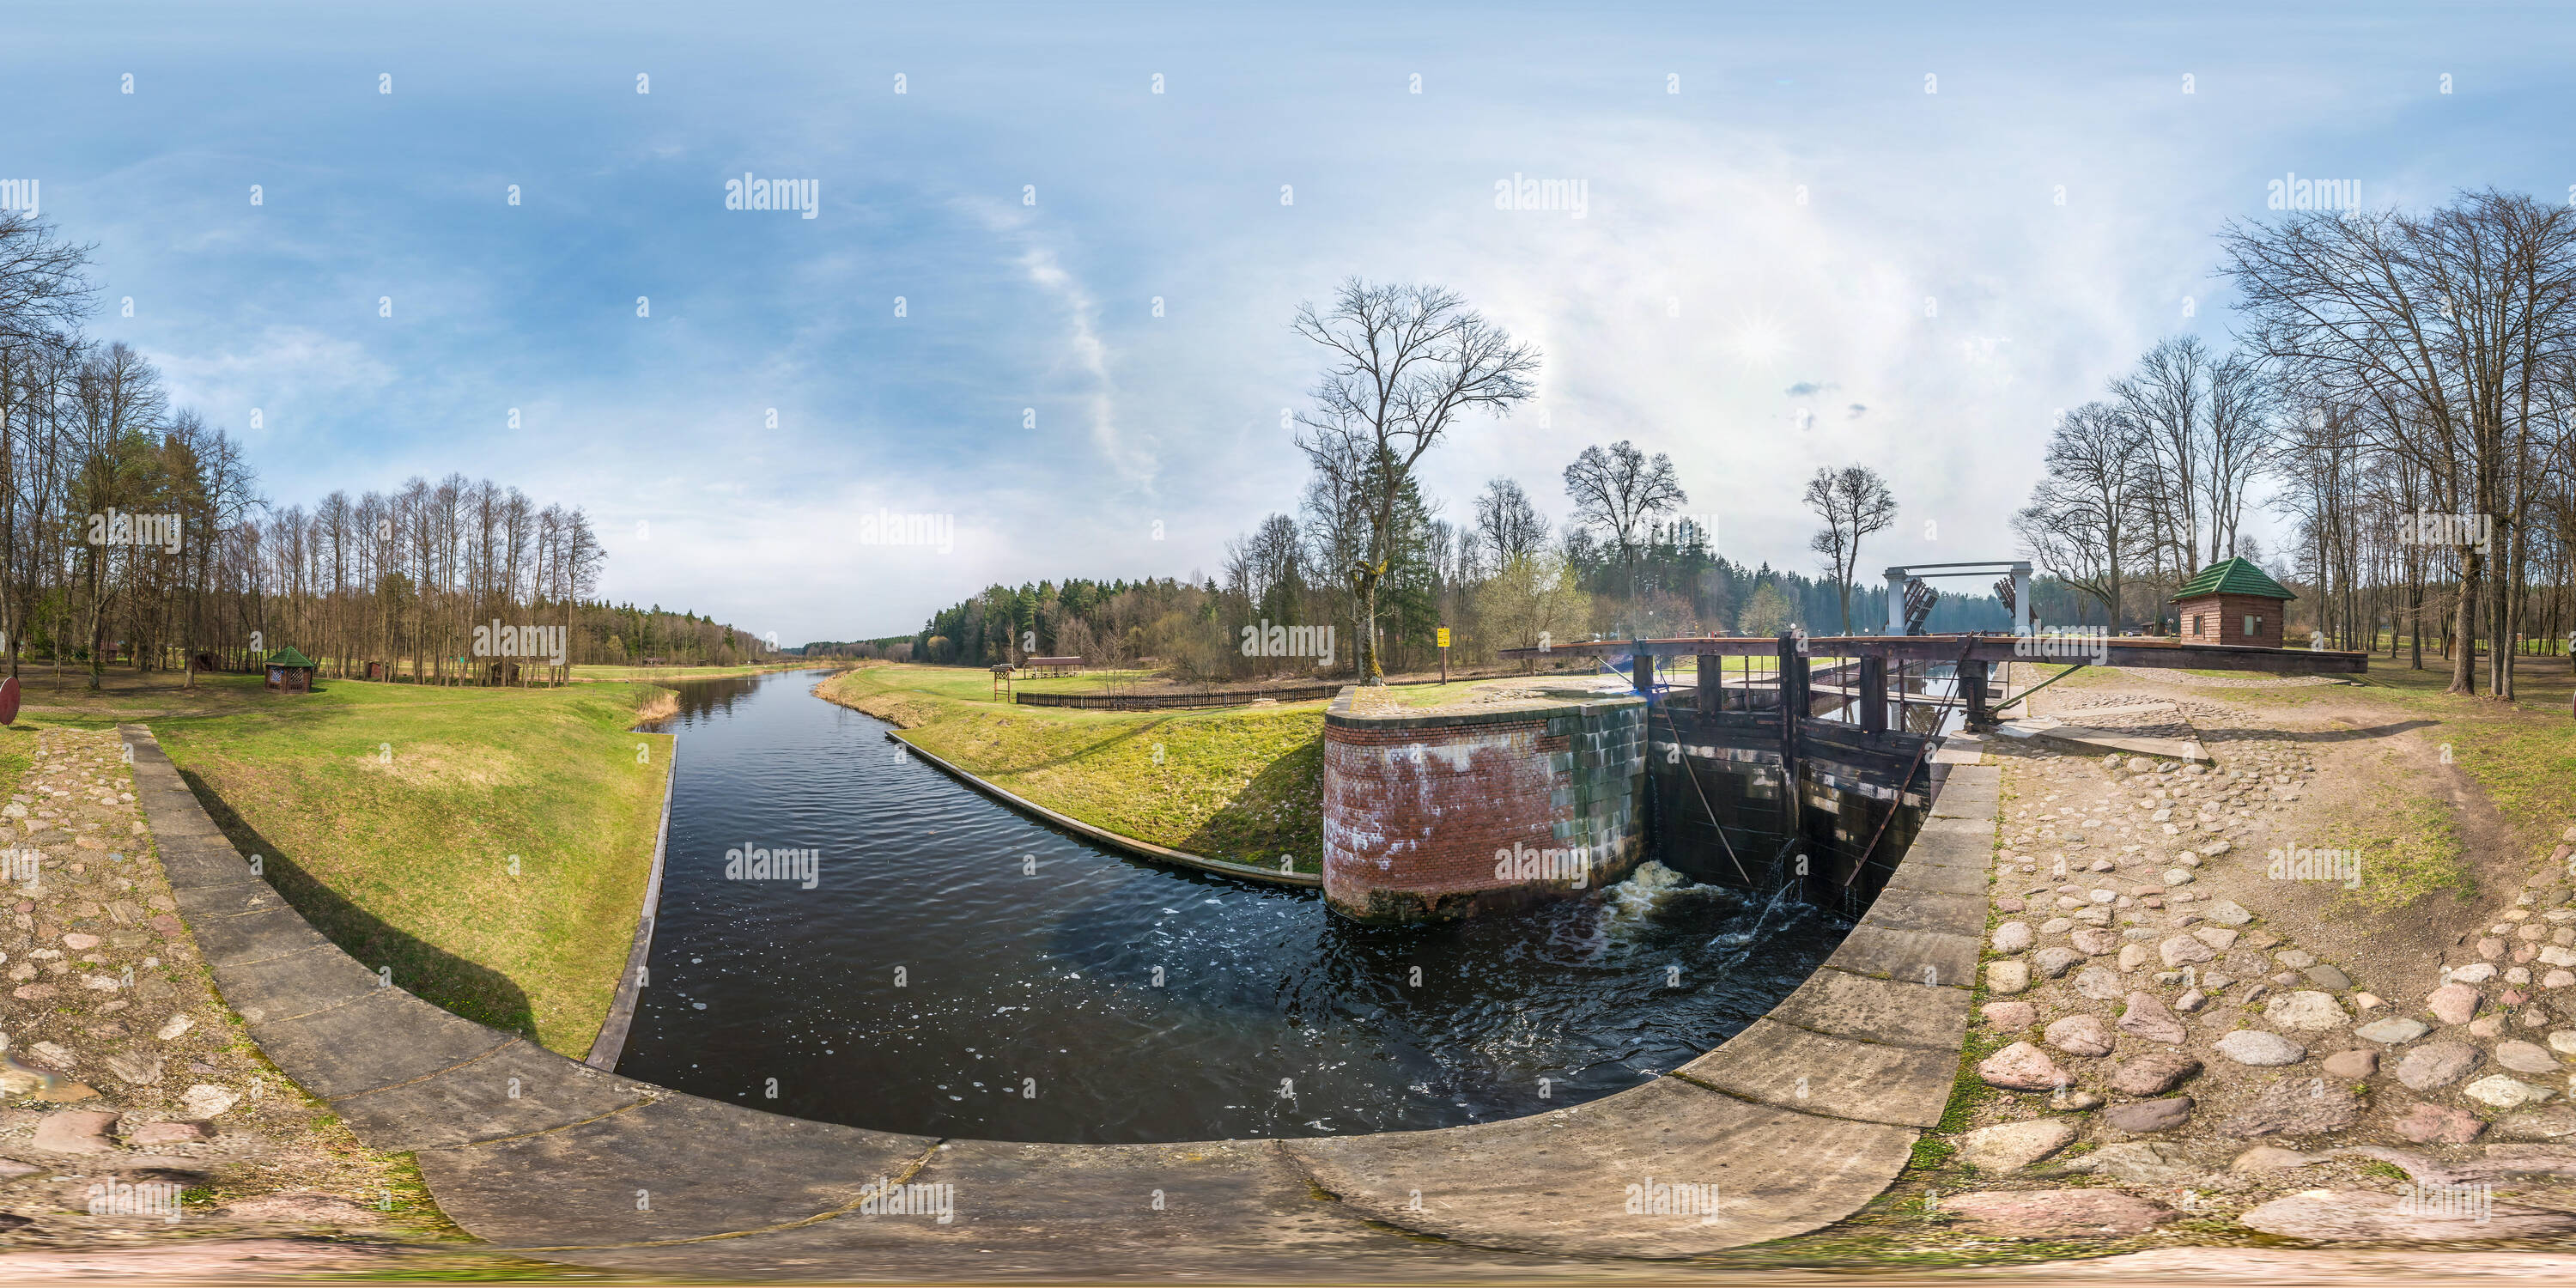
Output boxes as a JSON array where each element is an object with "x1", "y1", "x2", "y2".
[
  {"x1": 16, "y1": 669, "x2": 674, "y2": 1054},
  {"x1": 820, "y1": 663, "x2": 1328, "y2": 872}
]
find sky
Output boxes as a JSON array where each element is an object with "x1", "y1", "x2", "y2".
[{"x1": 11, "y1": 2, "x2": 2574, "y2": 644}]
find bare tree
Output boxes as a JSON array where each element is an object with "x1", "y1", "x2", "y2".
[
  {"x1": 1803, "y1": 465, "x2": 1897, "y2": 634},
  {"x1": 1291, "y1": 279, "x2": 1539, "y2": 683},
  {"x1": 1471, "y1": 476, "x2": 1551, "y2": 574},
  {"x1": 2014, "y1": 402, "x2": 2147, "y2": 626},
  {"x1": 1562, "y1": 440, "x2": 1685, "y2": 604},
  {"x1": 2221, "y1": 190, "x2": 2576, "y2": 695}
]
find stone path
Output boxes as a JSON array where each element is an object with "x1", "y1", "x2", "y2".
[
  {"x1": 3, "y1": 728, "x2": 428, "y2": 1244},
  {"x1": 1932, "y1": 675, "x2": 2576, "y2": 1242}
]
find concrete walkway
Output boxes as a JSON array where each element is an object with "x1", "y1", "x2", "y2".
[{"x1": 125, "y1": 723, "x2": 1996, "y2": 1279}]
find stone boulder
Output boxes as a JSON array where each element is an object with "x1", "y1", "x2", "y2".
[
  {"x1": 2118, "y1": 991, "x2": 2188, "y2": 1044},
  {"x1": 2239, "y1": 1189, "x2": 2576, "y2": 1241},
  {"x1": 2032, "y1": 947, "x2": 2083, "y2": 979},
  {"x1": 2160, "y1": 935, "x2": 2217, "y2": 968},
  {"x1": 1956, "y1": 1118, "x2": 2079, "y2": 1173},
  {"x1": 2215, "y1": 1030, "x2": 2306, "y2": 1067},
  {"x1": 2391, "y1": 1102, "x2": 2485, "y2": 1144},
  {"x1": 2427, "y1": 983, "x2": 2482, "y2": 1025},
  {"x1": 1941, "y1": 1189, "x2": 2176, "y2": 1238},
  {"x1": 2044, "y1": 1014, "x2": 2117, "y2": 1058},
  {"x1": 2393, "y1": 1040, "x2": 2482, "y2": 1091},
  {"x1": 1978, "y1": 1042, "x2": 2070, "y2": 1091},
  {"x1": 2496, "y1": 1040, "x2": 2561, "y2": 1074},
  {"x1": 2219, "y1": 1077, "x2": 2360, "y2": 1139},
  {"x1": 2464, "y1": 1074, "x2": 2557, "y2": 1109},
  {"x1": 31, "y1": 1110, "x2": 120, "y2": 1154},
  {"x1": 2075, "y1": 966, "x2": 2125, "y2": 1000},
  {"x1": 2102, "y1": 1097, "x2": 2193, "y2": 1133},
  {"x1": 2354, "y1": 1017, "x2": 2428, "y2": 1045},
  {"x1": 1980, "y1": 1001, "x2": 2037, "y2": 1030},
  {"x1": 2263, "y1": 990, "x2": 2350, "y2": 1031},
  {"x1": 2109, "y1": 1052, "x2": 2202, "y2": 1096}
]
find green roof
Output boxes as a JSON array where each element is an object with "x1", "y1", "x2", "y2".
[
  {"x1": 267, "y1": 647, "x2": 317, "y2": 667},
  {"x1": 2171, "y1": 557, "x2": 2294, "y2": 603}
]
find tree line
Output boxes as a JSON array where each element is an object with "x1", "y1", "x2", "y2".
[
  {"x1": 901, "y1": 278, "x2": 2097, "y2": 682},
  {"x1": 2014, "y1": 187, "x2": 2576, "y2": 696},
  {"x1": 0, "y1": 210, "x2": 762, "y2": 687}
]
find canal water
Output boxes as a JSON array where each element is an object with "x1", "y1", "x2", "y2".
[{"x1": 618, "y1": 669, "x2": 1848, "y2": 1145}]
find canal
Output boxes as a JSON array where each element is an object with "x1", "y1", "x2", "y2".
[{"x1": 617, "y1": 669, "x2": 1848, "y2": 1145}]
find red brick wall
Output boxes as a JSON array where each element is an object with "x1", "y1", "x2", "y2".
[
  {"x1": 2175, "y1": 593, "x2": 2286, "y2": 647},
  {"x1": 1321, "y1": 708, "x2": 1643, "y2": 923}
]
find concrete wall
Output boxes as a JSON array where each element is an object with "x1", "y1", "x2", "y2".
[{"x1": 1321, "y1": 687, "x2": 1645, "y2": 923}]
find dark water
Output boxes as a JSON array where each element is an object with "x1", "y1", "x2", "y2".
[{"x1": 619, "y1": 669, "x2": 1849, "y2": 1145}]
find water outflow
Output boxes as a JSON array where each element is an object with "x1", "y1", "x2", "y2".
[{"x1": 617, "y1": 670, "x2": 1846, "y2": 1145}]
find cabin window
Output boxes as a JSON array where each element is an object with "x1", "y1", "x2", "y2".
[{"x1": 2245, "y1": 614, "x2": 2259, "y2": 637}]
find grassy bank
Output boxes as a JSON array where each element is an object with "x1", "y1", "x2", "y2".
[
  {"x1": 18, "y1": 670, "x2": 673, "y2": 1055},
  {"x1": 819, "y1": 664, "x2": 1326, "y2": 872}
]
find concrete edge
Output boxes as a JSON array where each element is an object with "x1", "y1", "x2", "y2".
[
  {"x1": 885, "y1": 730, "x2": 1321, "y2": 888},
  {"x1": 584, "y1": 734, "x2": 677, "y2": 1071}
]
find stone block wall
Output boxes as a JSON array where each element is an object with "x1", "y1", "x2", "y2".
[{"x1": 1321, "y1": 688, "x2": 1646, "y2": 923}]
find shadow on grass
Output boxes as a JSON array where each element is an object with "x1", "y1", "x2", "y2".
[
  {"x1": 174, "y1": 765, "x2": 538, "y2": 1039},
  {"x1": 1179, "y1": 732, "x2": 1325, "y2": 872}
]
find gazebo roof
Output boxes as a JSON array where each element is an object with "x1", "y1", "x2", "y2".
[
  {"x1": 267, "y1": 647, "x2": 317, "y2": 668},
  {"x1": 2171, "y1": 557, "x2": 2294, "y2": 603}
]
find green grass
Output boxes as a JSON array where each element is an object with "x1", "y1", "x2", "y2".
[
  {"x1": 2337, "y1": 785, "x2": 2478, "y2": 914},
  {"x1": 33, "y1": 671, "x2": 675, "y2": 1055},
  {"x1": 823, "y1": 664, "x2": 1327, "y2": 871}
]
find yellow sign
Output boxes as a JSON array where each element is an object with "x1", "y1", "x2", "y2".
[{"x1": 1437, "y1": 628, "x2": 1451, "y2": 648}]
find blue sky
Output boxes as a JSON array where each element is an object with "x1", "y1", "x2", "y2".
[{"x1": 13, "y1": 2, "x2": 2573, "y2": 642}]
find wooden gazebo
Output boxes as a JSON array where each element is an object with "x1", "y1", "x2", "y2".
[{"x1": 265, "y1": 647, "x2": 318, "y2": 694}]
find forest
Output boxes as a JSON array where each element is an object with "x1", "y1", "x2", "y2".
[{"x1": 0, "y1": 210, "x2": 765, "y2": 685}]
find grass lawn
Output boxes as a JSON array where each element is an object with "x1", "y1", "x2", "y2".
[
  {"x1": 11, "y1": 669, "x2": 674, "y2": 1055},
  {"x1": 821, "y1": 664, "x2": 1327, "y2": 871}
]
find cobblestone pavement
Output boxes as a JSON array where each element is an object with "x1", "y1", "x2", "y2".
[
  {"x1": 1935, "y1": 677, "x2": 2576, "y2": 1242},
  {"x1": 3, "y1": 727, "x2": 441, "y2": 1248}
]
